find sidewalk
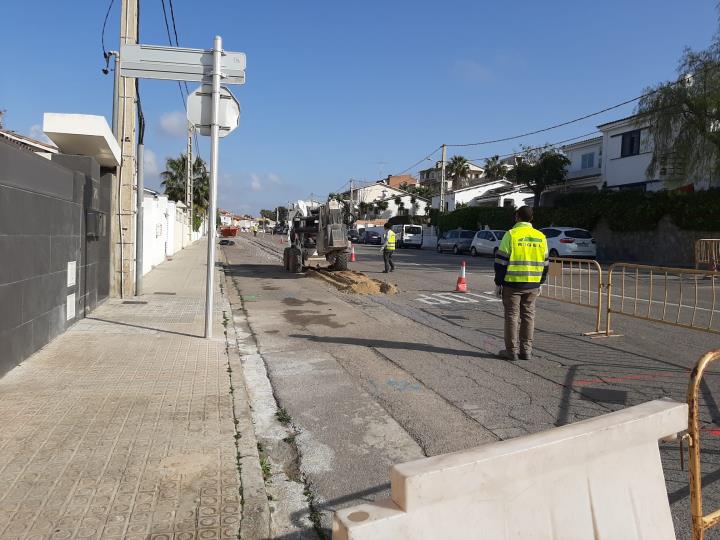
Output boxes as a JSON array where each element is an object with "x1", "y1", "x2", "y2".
[{"x1": 0, "y1": 240, "x2": 269, "y2": 540}]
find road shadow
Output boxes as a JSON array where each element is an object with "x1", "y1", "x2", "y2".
[
  {"x1": 224, "y1": 263, "x2": 309, "y2": 280},
  {"x1": 288, "y1": 334, "x2": 490, "y2": 359},
  {"x1": 86, "y1": 317, "x2": 201, "y2": 338}
]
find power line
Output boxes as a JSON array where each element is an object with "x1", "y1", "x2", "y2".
[
  {"x1": 396, "y1": 146, "x2": 443, "y2": 175},
  {"x1": 447, "y1": 63, "x2": 720, "y2": 148},
  {"x1": 465, "y1": 130, "x2": 602, "y2": 164},
  {"x1": 101, "y1": 0, "x2": 115, "y2": 57},
  {"x1": 159, "y1": 0, "x2": 187, "y2": 108}
]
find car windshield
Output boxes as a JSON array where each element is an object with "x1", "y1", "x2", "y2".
[
  {"x1": 406, "y1": 226, "x2": 422, "y2": 234},
  {"x1": 460, "y1": 231, "x2": 475, "y2": 239},
  {"x1": 566, "y1": 229, "x2": 592, "y2": 239},
  {"x1": 492, "y1": 231, "x2": 506, "y2": 239}
]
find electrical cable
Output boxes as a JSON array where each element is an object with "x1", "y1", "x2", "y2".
[
  {"x1": 446, "y1": 62, "x2": 720, "y2": 148},
  {"x1": 396, "y1": 146, "x2": 443, "y2": 175},
  {"x1": 101, "y1": 0, "x2": 116, "y2": 59},
  {"x1": 465, "y1": 130, "x2": 602, "y2": 164},
  {"x1": 159, "y1": 0, "x2": 187, "y2": 108}
]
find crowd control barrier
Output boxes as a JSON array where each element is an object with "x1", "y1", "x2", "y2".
[
  {"x1": 696, "y1": 239, "x2": 720, "y2": 272},
  {"x1": 541, "y1": 257, "x2": 604, "y2": 334},
  {"x1": 601, "y1": 263, "x2": 720, "y2": 337},
  {"x1": 687, "y1": 349, "x2": 720, "y2": 540},
  {"x1": 333, "y1": 400, "x2": 687, "y2": 539}
]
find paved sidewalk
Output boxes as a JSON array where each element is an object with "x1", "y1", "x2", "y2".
[{"x1": 0, "y1": 240, "x2": 267, "y2": 540}]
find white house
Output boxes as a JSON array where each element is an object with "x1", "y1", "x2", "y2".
[
  {"x1": 219, "y1": 210, "x2": 233, "y2": 227},
  {"x1": 419, "y1": 161, "x2": 485, "y2": 191},
  {"x1": 470, "y1": 185, "x2": 534, "y2": 209},
  {"x1": 431, "y1": 179, "x2": 514, "y2": 212}
]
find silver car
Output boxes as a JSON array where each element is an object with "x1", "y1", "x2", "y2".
[{"x1": 437, "y1": 230, "x2": 477, "y2": 254}]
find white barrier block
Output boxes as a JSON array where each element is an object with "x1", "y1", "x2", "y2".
[{"x1": 333, "y1": 399, "x2": 687, "y2": 540}]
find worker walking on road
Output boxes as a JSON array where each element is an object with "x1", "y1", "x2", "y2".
[
  {"x1": 494, "y1": 206, "x2": 549, "y2": 361},
  {"x1": 252, "y1": 225, "x2": 258, "y2": 237},
  {"x1": 381, "y1": 222, "x2": 396, "y2": 273}
]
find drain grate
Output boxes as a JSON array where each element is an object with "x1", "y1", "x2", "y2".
[
  {"x1": 153, "y1": 292, "x2": 177, "y2": 295},
  {"x1": 122, "y1": 300, "x2": 148, "y2": 305}
]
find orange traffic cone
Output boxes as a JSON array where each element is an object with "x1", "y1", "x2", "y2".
[
  {"x1": 455, "y1": 261, "x2": 468, "y2": 292},
  {"x1": 350, "y1": 245, "x2": 357, "y2": 262}
]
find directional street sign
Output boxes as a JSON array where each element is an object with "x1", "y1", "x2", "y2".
[
  {"x1": 120, "y1": 43, "x2": 246, "y2": 84},
  {"x1": 186, "y1": 85, "x2": 240, "y2": 137}
]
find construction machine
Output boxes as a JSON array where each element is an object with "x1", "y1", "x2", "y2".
[{"x1": 282, "y1": 199, "x2": 355, "y2": 273}]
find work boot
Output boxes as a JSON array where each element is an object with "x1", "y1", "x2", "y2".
[
  {"x1": 498, "y1": 350, "x2": 518, "y2": 361},
  {"x1": 519, "y1": 352, "x2": 532, "y2": 361},
  {"x1": 382, "y1": 270, "x2": 389, "y2": 273}
]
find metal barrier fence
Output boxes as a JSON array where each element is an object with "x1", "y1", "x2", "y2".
[
  {"x1": 696, "y1": 239, "x2": 720, "y2": 272},
  {"x1": 602, "y1": 263, "x2": 720, "y2": 337},
  {"x1": 541, "y1": 257, "x2": 604, "y2": 334},
  {"x1": 687, "y1": 348, "x2": 720, "y2": 540}
]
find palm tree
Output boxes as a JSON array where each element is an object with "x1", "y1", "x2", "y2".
[
  {"x1": 446, "y1": 155, "x2": 471, "y2": 189},
  {"x1": 161, "y1": 153, "x2": 210, "y2": 230},
  {"x1": 358, "y1": 201, "x2": 369, "y2": 219},
  {"x1": 483, "y1": 155, "x2": 507, "y2": 181},
  {"x1": 410, "y1": 195, "x2": 418, "y2": 216}
]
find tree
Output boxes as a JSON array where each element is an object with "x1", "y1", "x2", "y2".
[
  {"x1": 508, "y1": 146, "x2": 570, "y2": 209},
  {"x1": 399, "y1": 182, "x2": 434, "y2": 200},
  {"x1": 259, "y1": 209, "x2": 275, "y2": 220},
  {"x1": 637, "y1": 42, "x2": 720, "y2": 186},
  {"x1": 446, "y1": 155, "x2": 471, "y2": 189},
  {"x1": 483, "y1": 155, "x2": 507, "y2": 181},
  {"x1": 160, "y1": 153, "x2": 210, "y2": 231},
  {"x1": 358, "y1": 201, "x2": 369, "y2": 219}
]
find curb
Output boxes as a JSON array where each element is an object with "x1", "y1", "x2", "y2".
[{"x1": 218, "y1": 263, "x2": 272, "y2": 539}]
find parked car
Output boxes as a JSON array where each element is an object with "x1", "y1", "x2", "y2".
[
  {"x1": 470, "y1": 230, "x2": 507, "y2": 257},
  {"x1": 347, "y1": 229, "x2": 360, "y2": 243},
  {"x1": 436, "y1": 229, "x2": 477, "y2": 254},
  {"x1": 391, "y1": 224, "x2": 423, "y2": 249},
  {"x1": 540, "y1": 227, "x2": 597, "y2": 258},
  {"x1": 360, "y1": 229, "x2": 382, "y2": 245},
  {"x1": 219, "y1": 239, "x2": 235, "y2": 246}
]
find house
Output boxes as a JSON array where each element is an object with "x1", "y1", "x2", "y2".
[
  {"x1": 0, "y1": 128, "x2": 58, "y2": 159},
  {"x1": 431, "y1": 179, "x2": 514, "y2": 212},
  {"x1": 218, "y1": 210, "x2": 233, "y2": 227},
  {"x1": 419, "y1": 161, "x2": 484, "y2": 192},
  {"x1": 384, "y1": 174, "x2": 418, "y2": 189},
  {"x1": 348, "y1": 182, "x2": 429, "y2": 228},
  {"x1": 470, "y1": 185, "x2": 534, "y2": 209}
]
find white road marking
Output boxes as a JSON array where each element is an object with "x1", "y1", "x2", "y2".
[{"x1": 414, "y1": 292, "x2": 501, "y2": 305}]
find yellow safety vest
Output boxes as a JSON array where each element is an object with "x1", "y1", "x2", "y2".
[
  {"x1": 385, "y1": 230, "x2": 396, "y2": 251},
  {"x1": 496, "y1": 223, "x2": 548, "y2": 284}
]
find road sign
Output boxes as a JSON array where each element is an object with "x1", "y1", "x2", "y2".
[
  {"x1": 186, "y1": 85, "x2": 240, "y2": 137},
  {"x1": 120, "y1": 43, "x2": 246, "y2": 84}
]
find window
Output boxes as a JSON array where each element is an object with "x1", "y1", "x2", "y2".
[
  {"x1": 406, "y1": 226, "x2": 422, "y2": 234},
  {"x1": 448, "y1": 231, "x2": 459, "y2": 239},
  {"x1": 620, "y1": 129, "x2": 641, "y2": 157},
  {"x1": 581, "y1": 152, "x2": 595, "y2": 169},
  {"x1": 565, "y1": 229, "x2": 592, "y2": 239},
  {"x1": 541, "y1": 228, "x2": 561, "y2": 238},
  {"x1": 492, "y1": 230, "x2": 506, "y2": 240},
  {"x1": 460, "y1": 231, "x2": 475, "y2": 239}
]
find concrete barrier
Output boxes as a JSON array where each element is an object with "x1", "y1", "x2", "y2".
[{"x1": 333, "y1": 399, "x2": 687, "y2": 540}]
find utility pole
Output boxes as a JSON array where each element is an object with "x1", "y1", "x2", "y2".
[
  {"x1": 186, "y1": 124, "x2": 194, "y2": 244},
  {"x1": 111, "y1": 0, "x2": 138, "y2": 298},
  {"x1": 439, "y1": 144, "x2": 447, "y2": 214},
  {"x1": 350, "y1": 179, "x2": 354, "y2": 204}
]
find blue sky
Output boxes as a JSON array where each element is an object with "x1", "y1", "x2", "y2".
[{"x1": 1, "y1": 1, "x2": 716, "y2": 215}]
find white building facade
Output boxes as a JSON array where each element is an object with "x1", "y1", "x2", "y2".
[{"x1": 431, "y1": 179, "x2": 514, "y2": 212}]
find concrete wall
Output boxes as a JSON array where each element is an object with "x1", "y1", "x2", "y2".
[
  {"x1": 0, "y1": 139, "x2": 111, "y2": 375},
  {"x1": 593, "y1": 215, "x2": 717, "y2": 267}
]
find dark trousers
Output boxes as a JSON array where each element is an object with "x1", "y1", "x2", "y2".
[{"x1": 383, "y1": 249, "x2": 395, "y2": 272}]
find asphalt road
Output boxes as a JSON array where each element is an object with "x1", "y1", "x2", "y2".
[{"x1": 224, "y1": 233, "x2": 720, "y2": 539}]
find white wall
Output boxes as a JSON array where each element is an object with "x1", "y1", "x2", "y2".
[
  {"x1": 601, "y1": 120, "x2": 657, "y2": 189},
  {"x1": 565, "y1": 139, "x2": 603, "y2": 178},
  {"x1": 432, "y1": 180, "x2": 511, "y2": 211}
]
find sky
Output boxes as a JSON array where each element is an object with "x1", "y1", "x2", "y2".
[{"x1": 1, "y1": 1, "x2": 717, "y2": 216}]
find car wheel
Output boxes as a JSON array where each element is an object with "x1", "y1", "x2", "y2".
[
  {"x1": 470, "y1": 247, "x2": 477, "y2": 257},
  {"x1": 550, "y1": 248, "x2": 559, "y2": 258},
  {"x1": 453, "y1": 245, "x2": 459, "y2": 255}
]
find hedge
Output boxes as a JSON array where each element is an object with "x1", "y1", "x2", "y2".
[{"x1": 436, "y1": 189, "x2": 720, "y2": 233}]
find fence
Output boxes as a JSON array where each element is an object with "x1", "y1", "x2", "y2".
[
  {"x1": 687, "y1": 348, "x2": 720, "y2": 540},
  {"x1": 541, "y1": 257, "x2": 604, "y2": 334},
  {"x1": 602, "y1": 263, "x2": 720, "y2": 337},
  {"x1": 696, "y1": 239, "x2": 720, "y2": 272}
]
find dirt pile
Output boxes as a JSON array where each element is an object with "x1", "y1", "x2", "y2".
[{"x1": 309, "y1": 269, "x2": 398, "y2": 295}]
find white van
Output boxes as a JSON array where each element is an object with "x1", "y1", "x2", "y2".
[{"x1": 392, "y1": 224, "x2": 423, "y2": 249}]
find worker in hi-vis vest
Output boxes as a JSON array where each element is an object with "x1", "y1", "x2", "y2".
[
  {"x1": 494, "y1": 206, "x2": 549, "y2": 361},
  {"x1": 381, "y1": 222, "x2": 396, "y2": 273}
]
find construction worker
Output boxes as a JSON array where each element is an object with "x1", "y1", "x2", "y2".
[
  {"x1": 494, "y1": 206, "x2": 549, "y2": 361},
  {"x1": 381, "y1": 222, "x2": 396, "y2": 273},
  {"x1": 252, "y1": 224, "x2": 258, "y2": 237}
]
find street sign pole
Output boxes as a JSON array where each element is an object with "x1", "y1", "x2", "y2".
[{"x1": 204, "y1": 35, "x2": 222, "y2": 339}]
